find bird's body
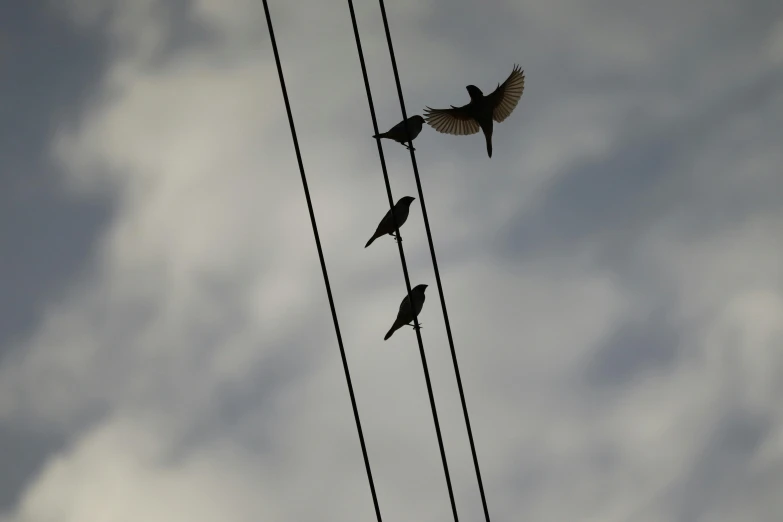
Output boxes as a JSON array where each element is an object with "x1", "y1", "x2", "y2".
[
  {"x1": 365, "y1": 196, "x2": 416, "y2": 248},
  {"x1": 373, "y1": 115, "x2": 425, "y2": 150},
  {"x1": 424, "y1": 64, "x2": 525, "y2": 157},
  {"x1": 384, "y1": 284, "x2": 428, "y2": 340}
]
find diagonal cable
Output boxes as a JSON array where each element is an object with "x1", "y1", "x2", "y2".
[
  {"x1": 373, "y1": 1, "x2": 493, "y2": 520},
  {"x1": 261, "y1": 1, "x2": 383, "y2": 520},
  {"x1": 344, "y1": 1, "x2": 460, "y2": 521}
]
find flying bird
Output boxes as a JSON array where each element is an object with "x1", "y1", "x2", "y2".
[
  {"x1": 373, "y1": 115, "x2": 426, "y2": 150},
  {"x1": 365, "y1": 196, "x2": 416, "y2": 248},
  {"x1": 384, "y1": 284, "x2": 428, "y2": 341},
  {"x1": 423, "y1": 64, "x2": 525, "y2": 158}
]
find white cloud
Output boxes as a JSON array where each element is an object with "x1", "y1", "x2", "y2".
[{"x1": 13, "y1": 415, "x2": 285, "y2": 522}]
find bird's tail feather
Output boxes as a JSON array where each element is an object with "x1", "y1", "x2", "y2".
[
  {"x1": 365, "y1": 229, "x2": 383, "y2": 248},
  {"x1": 485, "y1": 132, "x2": 493, "y2": 158},
  {"x1": 383, "y1": 326, "x2": 397, "y2": 341},
  {"x1": 479, "y1": 120, "x2": 494, "y2": 158},
  {"x1": 384, "y1": 323, "x2": 399, "y2": 340}
]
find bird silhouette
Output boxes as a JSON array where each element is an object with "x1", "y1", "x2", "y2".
[
  {"x1": 423, "y1": 64, "x2": 525, "y2": 157},
  {"x1": 373, "y1": 115, "x2": 426, "y2": 150},
  {"x1": 385, "y1": 284, "x2": 428, "y2": 340},
  {"x1": 365, "y1": 196, "x2": 416, "y2": 248}
]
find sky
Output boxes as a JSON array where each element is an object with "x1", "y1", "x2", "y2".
[{"x1": 1, "y1": 0, "x2": 782, "y2": 520}]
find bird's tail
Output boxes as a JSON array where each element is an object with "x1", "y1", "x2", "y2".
[
  {"x1": 383, "y1": 326, "x2": 397, "y2": 341},
  {"x1": 365, "y1": 231, "x2": 381, "y2": 248},
  {"x1": 485, "y1": 131, "x2": 493, "y2": 158},
  {"x1": 479, "y1": 119, "x2": 493, "y2": 158},
  {"x1": 384, "y1": 322, "x2": 399, "y2": 340}
]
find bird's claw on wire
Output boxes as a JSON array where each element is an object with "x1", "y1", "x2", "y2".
[
  {"x1": 393, "y1": 234, "x2": 403, "y2": 243},
  {"x1": 403, "y1": 143, "x2": 416, "y2": 151},
  {"x1": 408, "y1": 322, "x2": 422, "y2": 330}
]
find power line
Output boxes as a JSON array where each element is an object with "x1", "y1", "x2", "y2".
[
  {"x1": 260, "y1": 1, "x2": 383, "y2": 521},
  {"x1": 344, "y1": 1, "x2": 460, "y2": 521},
  {"x1": 373, "y1": 1, "x2": 493, "y2": 520}
]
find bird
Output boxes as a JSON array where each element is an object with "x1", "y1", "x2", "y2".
[
  {"x1": 423, "y1": 64, "x2": 525, "y2": 158},
  {"x1": 372, "y1": 115, "x2": 426, "y2": 150},
  {"x1": 384, "y1": 284, "x2": 428, "y2": 340},
  {"x1": 364, "y1": 196, "x2": 416, "y2": 248}
]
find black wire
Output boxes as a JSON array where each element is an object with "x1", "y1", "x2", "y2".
[
  {"x1": 375, "y1": 1, "x2": 492, "y2": 520},
  {"x1": 261, "y1": 2, "x2": 383, "y2": 521},
  {"x1": 344, "y1": 1, "x2": 460, "y2": 521}
]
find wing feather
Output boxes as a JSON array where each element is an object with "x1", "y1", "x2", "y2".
[
  {"x1": 423, "y1": 105, "x2": 481, "y2": 136},
  {"x1": 487, "y1": 64, "x2": 525, "y2": 123}
]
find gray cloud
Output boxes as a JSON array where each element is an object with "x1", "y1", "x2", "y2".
[{"x1": 0, "y1": 2, "x2": 111, "y2": 352}]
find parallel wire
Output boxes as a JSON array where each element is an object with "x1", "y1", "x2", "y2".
[
  {"x1": 344, "y1": 1, "x2": 460, "y2": 521},
  {"x1": 374, "y1": 1, "x2": 493, "y2": 520},
  {"x1": 261, "y1": 1, "x2": 383, "y2": 521}
]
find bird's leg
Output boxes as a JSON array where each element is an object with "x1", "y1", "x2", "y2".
[
  {"x1": 392, "y1": 233, "x2": 402, "y2": 243},
  {"x1": 408, "y1": 322, "x2": 422, "y2": 330},
  {"x1": 402, "y1": 142, "x2": 416, "y2": 151}
]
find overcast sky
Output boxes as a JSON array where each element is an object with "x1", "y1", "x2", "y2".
[{"x1": 1, "y1": 0, "x2": 783, "y2": 520}]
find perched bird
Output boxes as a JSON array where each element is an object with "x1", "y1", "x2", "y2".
[
  {"x1": 364, "y1": 196, "x2": 416, "y2": 248},
  {"x1": 373, "y1": 115, "x2": 426, "y2": 150},
  {"x1": 423, "y1": 64, "x2": 525, "y2": 158},
  {"x1": 384, "y1": 284, "x2": 428, "y2": 340}
]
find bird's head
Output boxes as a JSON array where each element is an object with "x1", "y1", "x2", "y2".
[
  {"x1": 466, "y1": 85, "x2": 484, "y2": 100},
  {"x1": 398, "y1": 196, "x2": 416, "y2": 208},
  {"x1": 411, "y1": 115, "x2": 425, "y2": 124},
  {"x1": 413, "y1": 284, "x2": 428, "y2": 293}
]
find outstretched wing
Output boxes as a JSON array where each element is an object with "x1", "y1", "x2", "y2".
[
  {"x1": 487, "y1": 64, "x2": 525, "y2": 123},
  {"x1": 423, "y1": 104, "x2": 481, "y2": 136}
]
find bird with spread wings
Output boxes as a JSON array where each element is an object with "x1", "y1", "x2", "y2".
[{"x1": 423, "y1": 64, "x2": 525, "y2": 158}]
